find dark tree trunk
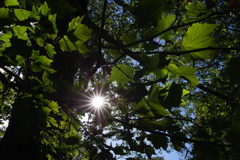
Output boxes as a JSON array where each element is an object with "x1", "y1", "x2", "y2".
[
  {"x1": 0, "y1": 1, "x2": 88, "y2": 159},
  {"x1": 0, "y1": 97, "x2": 47, "y2": 160}
]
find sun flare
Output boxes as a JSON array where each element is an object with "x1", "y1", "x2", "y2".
[{"x1": 91, "y1": 96, "x2": 105, "y2": 108}]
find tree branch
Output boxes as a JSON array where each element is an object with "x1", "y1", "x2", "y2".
[
  {"x1": 91, "y1": 0, "x2": 108, "y2": 74},
  {"x1": 113, "y1": 118, "x2": 235, "y2": 148},
  {"x1": 121, "y1": 10, "x2": 231, "y2": 49},
  {"x1": 197, "y1": 84, "x2": 234, "y2": 101},
  {"x1": 128, "y1": 47, "x2": 240, "y2": 56}
]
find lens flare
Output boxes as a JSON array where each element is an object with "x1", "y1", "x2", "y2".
[{"x1": 92, "y1": 96, "x2": 104, "y2": 108}]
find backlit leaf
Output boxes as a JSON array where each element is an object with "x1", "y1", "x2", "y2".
[
  {"x1": 14, "y1": 9, "x2": 31, "y2": 21},
  {"x1": 182, "y1": 23, "x2": 218, "y2": 61},
  {"x1": 39, "y1": 2, "x2": 51, "y2": 16},
  {"x1": 110, "y1": 64, "x2": 135, "y2": 86},
  {"x1": 5, "y1": 0, "x2": 19, "y2": 6},
  {"x1": 44, "y1": 43, "x2": 56, "y2": 58},
  {"x1": 0, "y1": 8, "x2": 10, "y2": 19},
  {"x1": 176, "y1": 67, "x2": 199, "y2": 86}
]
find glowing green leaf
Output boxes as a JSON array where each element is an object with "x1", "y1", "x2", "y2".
[
  {"x1": 182, "y1": 23, "x2": 218, "y2": 61},
  {"x1": 73, "y1": 24, "x2": 92, "y2": 42},
  {"x1": 110, "y1": 64, "x2": 135, "y2": 86},
  {"x1": 155, "y1": 15, "x2": 175, "y2": 39},
  {"x1": 5, "y1": 0, "x2": 19, "y2": 6},
  {"x1": 48, "y1": 117, "x2": 58, "y2": 127},
  {"x1": 176, "y1": 67, "x2": 199, "y2": 86},
  {"x1": 0, "y1": 8, "x2": 10, "y2": 19},
  {"x1": 40, "y1": 2, "x2": 50, "y2": 16},
  {"x1": 44, "y1": 43, "x2": 56, "y2": 58},
  {"x1": 185, "y1": 2, "x2": 207, "y2": 17},
  {"x1": 14, "y1": 9, "x2": 31, "y2": 21}
]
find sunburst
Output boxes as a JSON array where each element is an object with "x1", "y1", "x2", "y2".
[{"x1": 91, "y1": 96, "x2": 105, "y2": 108}]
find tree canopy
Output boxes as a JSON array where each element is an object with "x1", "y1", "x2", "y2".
[{"x1": 0, "y1": 0, "x2": 240, "y2": 159}]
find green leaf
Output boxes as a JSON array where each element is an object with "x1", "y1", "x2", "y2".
[
  {"x1": 145, "y1": 145, "x2": 155, "y2": 159},
  {"x1": 48, "y1": 101, "x2": 60, "y2": 114},
  {"x1": 59, "y1": 36, "x2": 76, "y2": 52},
  {"x1": 122, "y1": 32, "x2": 137, "y2": 45},
  {"x1": 155, "y1": 15, "x2": 175, "y2": 40},
  {"x1": 12, "y1": 26, "x2": 28, "y2": 40},
  {"x1": 185, "y1": 2, "x2": 207, "y2": 17},
  {"x1": 143, "y1": 54, "x2": 159, "y2": 71},
  {"x1": 14, "y1": 9, "x2": 31, "y2": 21},
  {"x1": 16, "y1": 55, "x2": 25, "y2": 65},
  {"x1": 48, "y1": 117, "x2": 58, "y2": 127},
  {"x1": 134, "y1": 99, "x2": 155, "y2": 117},
  {"x1": 147, "y1": 134, "x2": 168, "y2": 150},
  {"x1": 148, "y1": 101, "x2": 170, "y2": 116},
  {"x1": 73, "y1": 24, "x2": 92, "y2": 42},
  {"x1": 44, "y1": 43, "x2": 56, "y2": 58},
  {"x1": 68, "y1": 16, "x2": 85, "y2": 31},
  {"x1": 153, "y1": 68, "x2": 168, "y2": 79},
  {"x1": 176, "y1": 67, "x2": 199, "y2": 86},
  {"x1": 148, "y1": 84, "x2": 160, "y2": 104},
  {"x1": 5, "y1": 0, "x2": 19, "y2": 6},
  {"x1": 36, "y1": 38, "x2": 44, "y2": 47},
  {"x1": 42, "y1": 107, "x2": 51, "y2": 115},
  {"x1": 0, "y1": 8, "x2": 10, "y2": 19},
  {"x1": 73, "y1": 40, "x2": 90, "y2": 53},
  {"x1": 110, "y1": 64, "x2": 135, "y2": 86},
  {"x1": 40, "y1": 2, "x2": 51, "y2": 16},
  {"x1": 182, "y1": 23, "x2": 218, "y2": 61},
  {"x1": 0, "y1": 30, "x2": 12, "y2": 41},
  {"x1": 160, "y1": 83, "x2": 183, "y2": 109},
  {"x1": 109, "y1": 49, "x2": 122, "y2": 58},
  {"x1": 168, "y1": 65, "x2": 199, "y2": 86},
  {"x1": 31, "y1": 55, "x2": 56, "y2": 73},
  {"x1": 42, "y1": 71, "x2": 50, "y2": 85}
]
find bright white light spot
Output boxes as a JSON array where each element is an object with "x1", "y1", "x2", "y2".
[{"x1": 92, "y1": 96, "x2": 104, "y2": 108}]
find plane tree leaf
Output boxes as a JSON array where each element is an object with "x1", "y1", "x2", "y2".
[
  {"x1": 0, "y1": 8, "x2": 10, "y2": 19},
  {"x1": 182, "y1": 23, "x2": 218, "y2": 61},
  {"x1": 147, "y1": 133, "x2": 168, "y2": 150},
  {"x1": 5, "y1": 0, "x2": 19, "y2": 7},
  {"x1": 14, "y1": 9, "x2": 31, "y2": 21},
  {"x1": 168, "y1": 65, "x2": 199, "y2": 86},
  {"x1": 159, "y1": 82, "x2": 183, "y2": 110},
  {"x1": 44, "y1": 43, "x2": 56, "y2": 58},
  {"x1": 155, "y1": 15, "x2": 175, "y2": 40},
  {"x1": 110, "y1": 64, "x2": 135, "y2": 86},
  {"x1": 176, "y1": 67, "x2": 199, "y2": 86},
  {"x1": 184, "y1": 1, "x2": 208, "y2": 22}
]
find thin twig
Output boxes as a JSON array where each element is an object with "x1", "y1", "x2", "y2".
[{"x1": 90, "y1": 0, "x2": 108, "y2": 77}]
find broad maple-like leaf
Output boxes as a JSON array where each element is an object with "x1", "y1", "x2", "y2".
[
  {"x1": 182, "y1": 23, "x2": 218, "y2": 61},
  {"x1": 110, "y1": 64, "x2": 134, "y2": 86}
]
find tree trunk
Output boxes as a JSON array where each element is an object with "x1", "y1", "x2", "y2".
[{"x1": 0, "y1": 97, "x2": 47, "y2": 160}]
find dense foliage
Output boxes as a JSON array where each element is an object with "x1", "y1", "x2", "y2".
[{"x1": 0, "y1": 0, "x2": 240, "y2": 159}]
